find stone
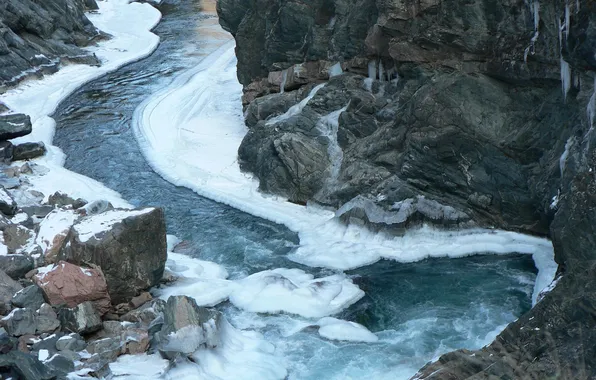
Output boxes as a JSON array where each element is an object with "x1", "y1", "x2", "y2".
[
  {"x1": 0, "y1": 254, "x2": 34, "y2": 280},
  {"x1": 2, "y1": 224, "x2": 35, "y2": 254},
  {"x1": 121, "y1": 298, "x2": 166, "y2": 325},
  {"x1": 34, "y1": 304, "x2": 60, "y2": 334},
  {"x1": 55, "y1": 333, "x2": 86, "y2": 352},
  {"x1": 0, "y1": 327, "x2": 17, "y2": 354},
  {"x1": 122, "y1": 328, "x2": 149, "y2": 354},
  {"x1": 33, "y1": 261, "x2": 111, "y2": 315},
  {"x1": 0, "y1": 351, "x2": 55, "y2": 380},
  {"x1": 12, "y1": 142, "x2": 46, "y2": 161},
  {"x1": 155, "y1": 295, "x2": 222, "y2": 357},
  {"x1": 58, "y1": 301, "x2": 102, "y2": 335},
  {"x1": 0, "y1": 114, "x2": 32, "y2": 140},
  {"x1": 86, "y1": 337, "x2": 124, "y2": 362},
  {"x1": 35, "y1": 208, "x2": 78, "y2": 264},
  {"x1": 47, "y1": 192, "x2": 87, "y2": 209},
  {"x1": 30, "y1": 332, "x2": 64, "y2": 352},
  {"x1": 0, "y1": 308, "x2": 36, "y2": 336},
  {"x1": 0, "y1": 141, "x2": 13, "y2": 162},
  {"x1": 129, "y1": 291, "x2": 152, "y2": 309},
  {"x1": 44, "y1": 353, "x2": 74, "y2": 377},
  {"x1": 11, "y1": 285, "x2": 45, "y2": 310},
  {"x1": 0, "y1": 185, "x2": 17, "y2": 216},
  {"x1": 60, "y1": 207, "x2": 167, "y2": 304},
  {"x1": 0, "y1": 269, "x2": 22, "y2": 314}
]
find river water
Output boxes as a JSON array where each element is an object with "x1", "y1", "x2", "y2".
[{"x1": 52, "y1": 1, "x2": 537, "y2": 378}]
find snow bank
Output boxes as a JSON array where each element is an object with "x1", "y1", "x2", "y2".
[{"x1": 0, "y1": 0, "x2": 161, "y2": 208}]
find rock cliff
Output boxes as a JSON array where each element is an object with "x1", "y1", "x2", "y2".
[
  {"x1": 0, "y1": 0, "x2": 101, "y2": 92},
  {"x1": 218, "y1": 0, "x2": 596, "y2": 378}
]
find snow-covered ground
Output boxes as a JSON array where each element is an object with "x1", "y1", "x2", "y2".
[{"x1": 132, "y1": 32, "x2": 557, "y2": 306}]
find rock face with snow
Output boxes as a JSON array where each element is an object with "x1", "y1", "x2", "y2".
[
  {"x1": 33, "y1": 261, "x2": 111, "y2": 315},
  {"x1": 218, "y1": 0, "x2": 596, "y2": 377},
  {"x1": 0, "y1": 114, "x2": 32, "y2": 140},
  {"x1": 60, "y1": 207, "x2": 167, "y2": 304},
  {"x1": 0, "y1": 0, "x2": 101, "y2": 90}
]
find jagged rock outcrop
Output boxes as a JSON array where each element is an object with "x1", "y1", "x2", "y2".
[
  {"x1": 0, "y1": 0, "x2": 102, "y2": 91},
  {"x1": 219, "y1": 0, "x2": 596, "y2": 377}
]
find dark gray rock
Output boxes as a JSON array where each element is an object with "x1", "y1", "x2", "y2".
[
  {"x1": 0, "y1": 327, "x2": 17, "y2": 354},
  {"x1": 86, "y1": 337, "x2": 124, "y2": 362},
  {"x1": 0, "y1": 185, "x2": 17, "y2": 216},
  {"x1": 0, "y1": 268, "x2": 22, "y2": 314},
  {"x1": 60, "y1": 207, "x2": 168, "y2": 304},
  {"x1": 121, "y1": 298, "x2": 166, "y2": 325},
  {"x1": 0, "y1": 307, "x2": 36, "y2": 336},
  {"x1": 0, "y1": 351, "x2": 55, "y2": 380},
  {"x1": 35, "y1": 304, "x2": 60, "y2": 334},
  {"x1": 0, "y1": 254, "x2": 34, "y2": 280},
  {"x1": 55, "y1": 333, "x2": 86, "y2": 352},
  {"x1": 58, "y1": 301, "x2": 101, "y2": 335},
  {"x1": 0, "y1": 114, "x2": 32, "y2": 140},
  {"x1": 12, "y1": 142, "x2": 46, "y2": 161},
  {"x1": 44, "y1": 353, "x2": 74, "y2": 377},
  {"x1": 31, "y1": 332, "x2": 64, "y2": 352},
  {"x1": 11, "y1": 285, "x2": 45, "y2": 310},
  {"x1": 0, "y1": 141, "x2": 13, "y2": 162},
  {"x1": 2, "y1": 224, "x2": 35, "y2": 254}
]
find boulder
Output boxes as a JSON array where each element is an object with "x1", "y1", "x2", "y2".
[
  {"x1": 11, "y1": 285, "x2": 45, "y2": 310},
  {"x1": 3, "y1": 224, "x2": 35, "y2": 254},
  {"x1": 122, "y1": 328, "x2": 150, "y2": 354},
  {"x1": 0, "y1": 268, "x2": 22, "y2": 314},
  {"x1": 33, "y1": 261, "x2": 111, "y2": 315},
  {"x1": 155, "y1": 296, "x2": 222, "y2": 357},
  {"x1": 0, "y1": 185, "x2": 17, "y2": 216},
  {"x1": 35, "y1": 209, "x2": 78, "y2": 264},
  {"x1": 0, "y1": 114, "x2": 32, "y2": 140},
  {"x1": 58, "y1": 301, "x2": 102, "y2": 335},
  {"x1": 0, "y1": 351, "x2": 55, "y2": 380},
  {"x1": 34, "y1": 304, "x2": 60, "y2": 334},
  {"x1": 0, "y1": 141, "x2": 13, "y2": 162},
  {"x1": 121, "y1": 298, "x2": 166, "y2": 325},
  {"x1": 0, "y1": 327, "x2": 17, "y2": 354},
  {"x1": 61, "y1": 207, "x2": 167, "y2": 304},
  {"x1": 43, "y1": 353, "x2": 74, "y2": 377},
  {"x1": 0, "y1": 308, "x2": 36, "y2": 336},
  {"x1": 86, "y1": 337, "x2": 124, "y2": 362},
  {"x1": 0, "y1": 254, "x2": 34, "y2": 280},
  {"x1": 47, "y1": 192, "x2": 87, "y2": 209},
  {"x1": 55, "y1": 333, "x2": 86, "y2": 352},
  {"x1": 12, "y1": 142, "x2": 46, "y2": 161}
]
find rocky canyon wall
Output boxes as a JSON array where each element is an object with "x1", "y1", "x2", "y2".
[{"x1": 218, "y1": 0, "x2": 596, "y2": 378}]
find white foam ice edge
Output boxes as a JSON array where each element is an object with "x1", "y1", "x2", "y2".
[
  {"x1": 131, "y1": 35, "x2": 558, "y2": 307},
  {"x1": 0, "y1": 0, "x2": 162, "y2": 209}
]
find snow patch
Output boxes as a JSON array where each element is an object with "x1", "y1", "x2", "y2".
[
  {"x1": 317, "y1": 317, "x2": 379, "y2": 343},
  {"x1": 74, "y1": 208, "x2": 153, "y2": 242}
]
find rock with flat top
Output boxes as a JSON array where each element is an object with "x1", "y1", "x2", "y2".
[
  {"x1": 0, "y1": 114, "x2": 32, "y2": 140},
  {"x1": 12, "y1": 142, "x2": 46, "y2": 161}
]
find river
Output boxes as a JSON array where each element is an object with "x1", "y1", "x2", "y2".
[{"x1": 52, "y1": 0, "x2": 537, "y2": 378}]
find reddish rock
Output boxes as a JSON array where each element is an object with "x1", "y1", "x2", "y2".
[
  {"x1": 33, "y1": 261, "x2": 111, "y2": 315},
  {"x1": 129, "y1": 292, "x2": 152, "y2": 309}
]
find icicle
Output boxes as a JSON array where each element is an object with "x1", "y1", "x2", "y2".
[
  {"x1": 368, "y1": 60, "x2": 377, "y2": 80},
  {"x1": 565, "y1": 0, "x2": 570, "y2": 41},
  {"x1": 559, "y1": 137, "x2": 573, "y2": 176},
  {"x1": 588, "y1": 77, "x2": 596, "y2": 129},
  {"x1": 363, "y1": 78, "x2": 374, "y2": 92},
  {"x1": 378, "y1": 60, "x2": 385, "y2": 82},
  {"x1": 280, "y1": 69, "x2": 288, "y2": 94},
  {"x1": 524, "y1": 0, "x2": 540, "y2": 63},
  {"x1": 558, "y1": 18, "x2": 571, "y2": 99}
]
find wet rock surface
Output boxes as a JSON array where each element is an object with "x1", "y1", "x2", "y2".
[{"x1": 218, "y1": 0, "x2": 596, "y2": 378}]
